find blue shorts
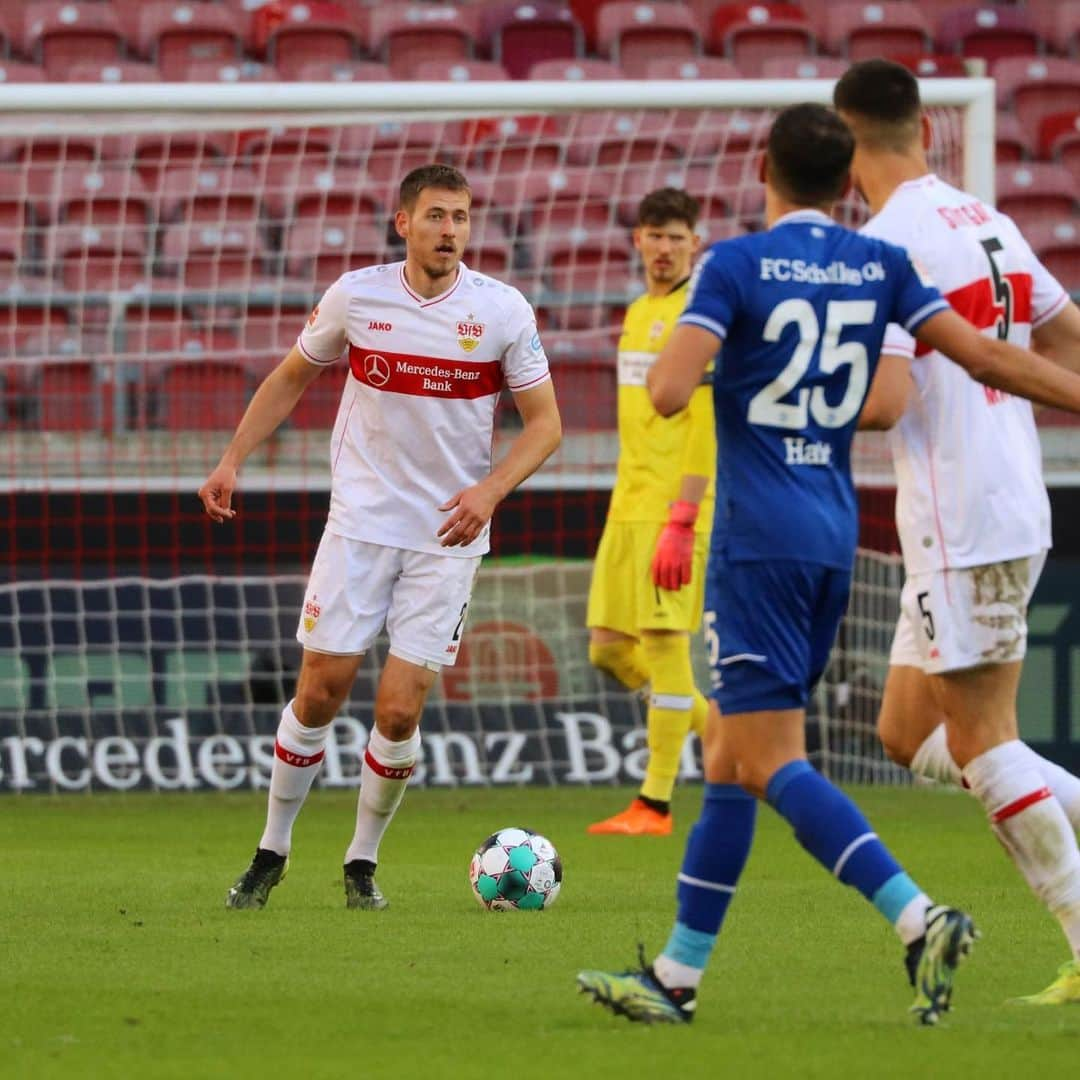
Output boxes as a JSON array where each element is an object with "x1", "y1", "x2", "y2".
[{"x1": 704, "y1": 558, "x2": 852, "y2": 713}]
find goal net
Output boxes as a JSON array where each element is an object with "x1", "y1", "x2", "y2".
[{"x1": 0, "y1": 77, "x2": 993, "y2": 792}]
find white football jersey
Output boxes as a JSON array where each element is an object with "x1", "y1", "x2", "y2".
[
  {"x1": 861, "y1": 175, "x2": 1067, "y2": 574},
  {"x1": 298, "y1": 261, "x2": 550, "y2": 557}
]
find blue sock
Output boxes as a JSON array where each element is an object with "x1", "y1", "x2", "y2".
[
  {"x1": 661, "y1": 783, "x2": 757, "y2": 972},
  {"x1": 765, "y1": 760, "x2": 922, "y2": 925}
]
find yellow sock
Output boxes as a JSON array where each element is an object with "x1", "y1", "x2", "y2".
[
  {"x1": 639, "y1": 633, "x2": 699, "y2": 804},
  {"x1": 589, "y1": 639, "x2": 649, "y2": 692},
  {"x1": 689, "y1": 690, "x2": 709, "y2": 737}
]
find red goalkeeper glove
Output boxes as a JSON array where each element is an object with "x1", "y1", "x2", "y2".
[{"x1": 651, "y1": 500, "x2": 698, "y2": 591}]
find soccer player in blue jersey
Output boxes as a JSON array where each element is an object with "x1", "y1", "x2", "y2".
[{"x1": 576, "y1": 103, "x2": 1080, "y2": 1027}]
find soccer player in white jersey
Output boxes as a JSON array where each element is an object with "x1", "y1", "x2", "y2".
[
  {"x1": 836, "y1": 59, "x2": 1080, "y2": 1005},
  {"x1": 198, "y1": 164, "x2": 561, "y2": 911}
]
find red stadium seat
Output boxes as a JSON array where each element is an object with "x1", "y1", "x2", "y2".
[
  {"x1": 1039, "y1": 110, "x2": 1080, "y2": 186},
  {"x1": 759, "y1": 56, "x2": 847, "y2": 79},
  {"x1": 564, "y1": 110, "x2": 684, "y2": 168},
  {"x1": 709, "y1": 3, "x2": 814, "y2": 79},
  {"x1": 0, "y1": 227, "x2": 20, "y2": 287},
  {"x1": 480, "y1": 2, "x2": 583, "y2": 81},
  {"x1": 935, "y1": 6, "x2": 1041, "y2": 64},
  {"x1": 1043, "y1": 1, "x2": 1080, "y2": 57},
  {"x1": 464, "y1": 210, "x2": 513, "y2": 275},
  {"x1": 37, "y1": 359, "x2": 101, "y2": 432},
  {"x1": 994, "y1": 111, "x2": 1034, "y2": 164},
  {"x1": 155, "y1": 359, "x2": 252, "y2": 431},
  {"x1": 283, "y1": 219, "x2": 392, "y2": 287},
  {"x1": 284, "y1": 59, "x2": 392, "y2": 82},
  {"x1": 134, "y1": 130, "x2": 236, "y2": 187},
  {"x1": 136, "y1": 2, "x2": 243, "y2": 80},
  {"x1": 44, "y1": 223, "x2": 149, "y2": 292},
  {"x1": 369, "y1": 4, "x2": 474, "y2": 80},
  {"x1": 343, "y1": 120, "x2": 467, "y2": 187},
  {"x1": 544, "y1": 332, "x2": 617, "y2": 430},
  {"x1": 51, "y1": 166, "x2": 150, "y2": 228},
  {"x1": 644, "y1": 55, "x2": 738, "y2": 79},
  {"x1": 516, "y1": 167, "x2": 614, "y2": 235},
  {"x1": 464, "y1": 114, "x2": 566, "y2": 176},
  {"x1": 159, "y1": 220, "x2": 268, "y2": 288},
  {"x1": 171, "y1": 57, "x2": 279, "y2": 82},
  {"x1": 995, "y1": 163, "x2": 1077, "y2": 232},
  {"x1": 527, "y1": 57, "x2": 626, "y2": 81},
  {"x1": 409, "y1": 60, "x2": 510, "y2": 82},
  {"x1": 891, "y1": 53, "x2": 970, "y2": 78},
  {"x1": 532, "y1": 224, "x2": 633, "y2": 297},
  {"x1": 251, "y1": 1, "x2": 363, "y2": 81},
  {"x1": 65, "y1": 60, "x2": 162, "y2": 82},
  {"x1": 824, "y1": 2, "x2": 930, "y2": 61},
  {"x1": 22, "y1": 2, "x2": 125, "y2": 80},
  {"x1": 157, "y1": 165, "x2": 262, "y2": 225},
  {"x1": 1026, "y1": 220, "x2": 1080, "y2": 295},
  {"x1": 291, "y1": 359, "x2": 349, "y2": 429},
  {"x1": 992, "y1": 59, "x2": 1080, "y2": 148},
  {"x1": 261, "y1": 162, "x2": 379, "y2": 225},
  {"x1": 0, "y1": 60, "x2": 46, "y2": 82},
  {"x1": 596, "y1": 1, "x2": 702, "y2": 79}
]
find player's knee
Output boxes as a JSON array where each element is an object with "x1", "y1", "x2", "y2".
[
  {"x1": 877, "y1": 717, "x2": 915, "y2": 768},
  {"x1": 373, "y1": 699, "x2": 421, "y2": 742},
  {"x1": 293, "y1": 681, "x2": 346, "y2": 727},
  {"x1": 733, "y1": 759, "x2": 769, "y2": 800}
]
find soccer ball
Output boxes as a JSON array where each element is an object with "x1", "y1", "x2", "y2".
[{"x1": 468, "y1": 827, "x2": 562, "y2": 911}]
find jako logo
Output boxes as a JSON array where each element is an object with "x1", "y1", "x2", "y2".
[{"x1": 368, "y1": 320, "x2": 392, "y2": 332}]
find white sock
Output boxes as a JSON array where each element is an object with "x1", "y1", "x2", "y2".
[
  {"x1": 964, "y1": 741, "x2": 1080, "y2": 960},
  {"x1": 896, "y1": 894, "x2": 933, "y2": 946},
  {"x1": 653, "y1": 953, "x2": 703, "y2": 990},
  {"x1": 344, "y1": 727, "x2": 421, "y2": 866},
  {"x1": 259, "y1": 701, "x2": 332, "y2": 856},
  {"x1": 910, "y1": 724, "x2": 963, "y2": 785},
  {"x1": 912, "y1": 723, "x2": 1080, "y2": 833}
]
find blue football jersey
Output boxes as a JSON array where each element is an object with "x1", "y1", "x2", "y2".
[{"x1": 680, "y1": 210, "x2": 948, "y2": 569}]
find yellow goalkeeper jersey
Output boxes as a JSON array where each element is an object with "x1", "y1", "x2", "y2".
[{"x1": 606, "y1": 279, "x2": 716, "y2": 529}]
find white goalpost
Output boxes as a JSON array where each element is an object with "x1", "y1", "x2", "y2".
[{"x1": 0, "y1": 77, "x2": 995, "y2": 792}]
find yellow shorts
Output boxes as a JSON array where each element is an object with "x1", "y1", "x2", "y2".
[{"x1": 586, "y1": 520, "x2": 709, "y2": 636}]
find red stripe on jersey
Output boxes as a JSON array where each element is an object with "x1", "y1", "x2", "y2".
[
  {"x1": 914, "y1": 272, "x2": 1033, "y2": 358},
  {"x1": 364, "y1": 748, "x2": 415, "y2": 780},
  {"x1": 274, "y1": 740, "x2": 325, "y2": 769},
  {"x1": 349, "y1": 347, "x2": 504, "y2": 399},
  {"x1": 992, "y1": 786, "x2": 1052, "y2": 824}
]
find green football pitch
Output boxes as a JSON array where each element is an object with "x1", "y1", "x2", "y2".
[{"x1": 3, "y1": 785, "x2": 1078, "y2": 1079}]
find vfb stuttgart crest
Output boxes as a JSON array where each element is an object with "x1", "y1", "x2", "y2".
[
  {"x1": 457, "y1": 317, "x2": 484, "y2": 353},
  {"x1": 303, "y1": 596, "x2": 321, "y2": 634}
]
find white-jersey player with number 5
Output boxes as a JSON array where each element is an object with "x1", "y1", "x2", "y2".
[
  {"x1": 837, "y1": 59, "x2": 1080, "y2": 1005},
  {"x1": 198, "y1": 164, "x2": 561, "y2": 912}
]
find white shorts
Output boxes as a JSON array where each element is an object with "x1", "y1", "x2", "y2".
[
  {"x1": 296, "y1": 531, "x2": 481, "y2": 669},
  {"x1": 889, "y1": 551, "x2": 1047, "y2": 674}
]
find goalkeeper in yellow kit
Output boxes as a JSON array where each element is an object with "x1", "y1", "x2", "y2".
[{"x1": 587, "y1": 188, "x2": 714, "y2": 836}]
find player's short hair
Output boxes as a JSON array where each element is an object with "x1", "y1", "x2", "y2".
[
  {"x1": 832, "y1": 59, "x2": 922, "y2": 152},
  {"x1": 766, "y1": 103, "x2": 854, "y2": 206},
  {"x1": 636, "y1": 187, "x2": 700, "y2": 230},
  {"x1": 398, "y1": 163, "x2": 471, "y2": 211}
]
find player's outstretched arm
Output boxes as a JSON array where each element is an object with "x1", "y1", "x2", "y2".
[
  {"x1": 858, "y1": 353, "x2": 914, "y2": 431},
  {"x1": 198, "y1": 346, "x2": 325, "y2": 522},
  {"x1": 647, "y1": 325, "x2": 718, "y2": 417},
  {"x1": 914, "y1": 309, "x2": 1080, "y2": 413},
  {"x1": 1032, "y1": 301, "x2": 1080, "y2": 374},
  {"x1": 437, "y1": 380, "x2": 562, "y2": 548}
]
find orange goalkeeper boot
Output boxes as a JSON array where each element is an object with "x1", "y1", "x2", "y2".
[{"x1": 587, "y1": 798, "x2": 673, "y2": 836}]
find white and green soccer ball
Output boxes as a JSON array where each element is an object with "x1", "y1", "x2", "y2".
[{"x1": 468, "y1": 827, "x2": 563, "y2": 911}]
